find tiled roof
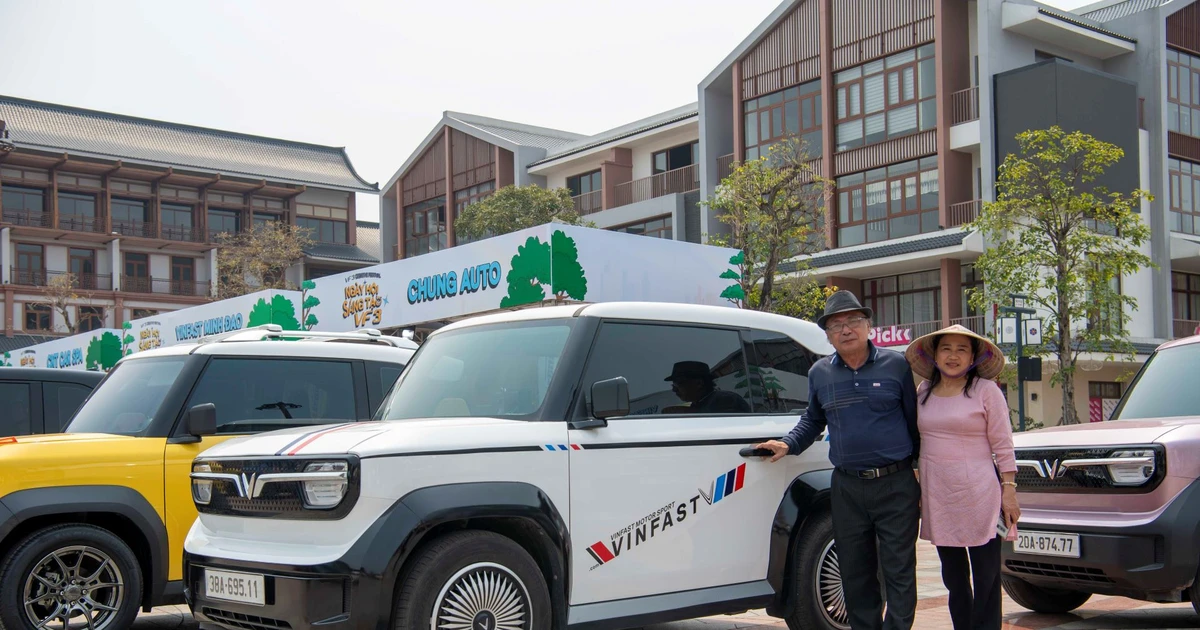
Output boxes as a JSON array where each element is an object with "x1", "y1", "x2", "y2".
[
  {"x1": 0, "y1": 95, "x2": 378, "y2": 192},
  {"x1": 1079, "y1": 0, "x2": 1171, "y2": 22},
  {"x1": 303, "y1": 243, "x2": 379, "y2": 264},
  {"x1": 447, "y1": 113, "x2": 585, "y2": 153},
  {"x1": 528, "y1": 103, "x2": 699, "y2": 167},
  {"x1": 779, "y1": 231, "x2": 968, "y2": 273},
  {"x1": 0, "y1": 334, "x2": 56, "y2": 354},
  {"x1": 355, "y1": 221, "x2": 381, "y2": 262}
]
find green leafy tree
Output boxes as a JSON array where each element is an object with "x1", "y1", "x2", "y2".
[
  {"x1": 121, "y1": 321, "x2": 135, "y2": 356},
  {"x1": 550, "y1": 230, "x2": 588, "y2": 301},
  {"x1": 301, "y1": 280, "x2": 321, "y2": 331},
  {"x1": 86, "y1": 332, "x2": 123, "y2": 372},
  {"x1": 968, "y1": 126, "x2": 1153, "y2": 425},
  {"x1": 247, "y1": 295, "x2": 302, "y2": 331},
  {"x1": 500, "y1": 236, "x2": 551, "y2": 308},
  {"x1": 455, "y1": 185, "x2": 594, "y2": 242},
  {"x1": 705, "y1": 136, "x2": 831, "y2": 314}
]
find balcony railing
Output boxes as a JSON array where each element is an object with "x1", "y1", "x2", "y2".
[
  {"x1": 951, "y1": 315, "x2": 989, "y2": 337},
  {"x1": 9, "y1": 269, "x2": 112, "y2": 290},
  {"x1": 123, "y1": 276, "x2": 210, "y2": 297},
  {"x1": 717, "y1": 153, "x2": 735, "y2": 182},
  {"x1": 950, "y1": 86, "x2": 979, "y2": 125},
  {"x1": 162, "y1": 225, "x2": 204, "y2": 243},
  {"x1": 2, "y1": 209, "x2": 52, "y2": 228},
  {"x1": 11, "y1": 267, "x2": 47, "y2": 286},
  {"x1": 57, "y1": 214, "x2": 106, "y2": 234},
  {"x1": 572, "y1": 190, "x2": 603, "y2": 216},
  {"x1": 1174, "y1": 319, "x2": 1200, "y2": 339},
  {"x1": 611, "y1": 164, "x2": 700, "y2": 210},
  {"x1": 112, "y1": 219, "x2": 157, "y2": 239},
  {"x1": 948, "y1": 200, "x2": 982, "y2": 227}
]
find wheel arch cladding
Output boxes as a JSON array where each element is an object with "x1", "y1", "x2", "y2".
[
  {"x1": 765, "y1": 469, "x2": 832, "y2": 617},
  {"x1": 342, "y1": 481, "x2": 570, "y2": 629},
  {"x1": 0, "y1": 485, "x2": 169, "y2": 610}
]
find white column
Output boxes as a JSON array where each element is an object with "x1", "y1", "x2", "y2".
[
  {"x1": 1, "y1": 227, "x2": 10, "y2": 284},
  {"x1": 1126, "y1": 129, "x2": 1156, "y2": 340},
  {"x1": 206, "y1": 248, "x2": 218, "y2": 298},
  {"x1": 109, "y1": 237, "x2": 121, "y2": 292}
]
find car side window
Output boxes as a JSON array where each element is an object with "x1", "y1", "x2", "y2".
[
  {"x1": 185, "y1": 358, "x2": 357, "y2": 433},
  {"x1": 0, "y1": 382, "x2": 33, "y2": 436},
  {"x1": 44, "y1": 382, "x2": 93, "y2": 432},
  {"x1": 580, "y1": 322, "x2": 752, "y2": 417},
  {"x1": 379, "y1": 366, "x2": 403, "y2": 395},
  {"x1": 745, "y1": 329, "x2": 817, "y2": 413}
]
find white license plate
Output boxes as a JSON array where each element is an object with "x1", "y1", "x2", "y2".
[
  {"x1": 1014, "y1": 530, "x2": 1081, "y2": 558},
  {"x1": 204, "y1": 568, "x2": 265, "y2": 606}
]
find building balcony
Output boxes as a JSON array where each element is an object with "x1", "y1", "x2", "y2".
[
  {"x1": 10, "y1": 268, "x2": 113, "y2": 291},
  {"x1": 1174, "y1": 319, "x2": 1199, "y2": 339},
  {"x1": 112, "y1": 219, "x2": 157, "y2": 239},
  {"x1": 2, "y1": 209, "x2": 52, "y2": 228},
  {"x1": 611, "y1": 164, "x2": 699, "y2": 210},
  {"x1": 717, "y1": 153, "x2": 736, "y2": 182},
  {"x1": 162, "y1": 225, "x2": 205, "y2": 243},
  {"x1": 948, "y1": 200, "x2": 982, "y2": 227},
  {"x1": 572, "y1": 190, "x2": 603, "y2": 216},
  {"x1": 56, "y1": 215, "x2": 107, "y2": 234},
  {"x1": 122, "y1": 276, "x2": 210, "y2": 297},
  {"x1": 950, "y1": 87, "x2": 981, "y2": 153}
]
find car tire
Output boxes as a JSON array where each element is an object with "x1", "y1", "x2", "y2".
[
  {"x1": 0, "y1": 524, "x2": 143, "y2": 630},
  {"x1": 393, "y1": 530, "x2": 552, "y2": 630},
  {"x1": 1001, "y1": 574, "x2": 1091, "y2": 613},
  {"x1": 786, "y1": 510, "x2": 850, "y2": 630}
]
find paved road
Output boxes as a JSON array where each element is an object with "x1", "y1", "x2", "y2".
[{"x1": 139, "y1": 541, "x2": 1200, "y2": 630}]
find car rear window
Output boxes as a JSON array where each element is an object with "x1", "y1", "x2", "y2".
[
  {"x1": 1114, "y1": 342, "x2": 1200, "y2": 420},
  {"x1": 185, "y1": 358, "x2": 358, "y2": 433}
]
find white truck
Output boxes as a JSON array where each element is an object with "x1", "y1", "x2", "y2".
[{"x1": 183, "y1": 303, "x2": 851, "y2": 630}]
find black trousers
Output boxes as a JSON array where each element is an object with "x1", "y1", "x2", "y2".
[
  {"x1": 936, "y1": 536, "x2": 1002, "y2": 630},
  {"x1": 830, "y1": 465, "x2": 920, "y2": 630}
]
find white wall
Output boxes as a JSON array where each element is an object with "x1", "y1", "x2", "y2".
[
  {"x1": 297, "y1": 188, "x2": 350, "y2": 208},
  {"x1": 1126, "y1": 129, "x2": 1157, "y2": 340},
  {"x1": 629, "y1": 125, "x2": 700, "y2": 180}
]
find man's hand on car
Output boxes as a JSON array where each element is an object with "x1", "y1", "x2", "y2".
[{"x1": 753, "y1": 440, "x2": 791, "y2": 462}]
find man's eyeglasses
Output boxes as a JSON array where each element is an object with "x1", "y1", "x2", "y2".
[{"x1": 826, "y1": 316, "x2": 868, "y2": 334}]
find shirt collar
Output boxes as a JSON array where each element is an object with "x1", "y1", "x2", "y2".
[{"x1": 831, "y1": 341, "x2": 879, "y2": 367}]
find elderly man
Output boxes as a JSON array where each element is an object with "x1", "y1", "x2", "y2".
[{"x1": 755, "y1": 290, "x2": 920, "y2": 630}]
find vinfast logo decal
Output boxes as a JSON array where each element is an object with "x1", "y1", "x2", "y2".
[
  {"x1": 541, "y1": 444, "x2": 583, "y2": 451},
  {"x1": 585, "y1": 463, "x2": 747, "y2": 569}
]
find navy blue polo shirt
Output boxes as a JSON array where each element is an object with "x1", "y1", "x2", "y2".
[{"x1": 781, "y1": 342, "x2": 920, "y2": 471}]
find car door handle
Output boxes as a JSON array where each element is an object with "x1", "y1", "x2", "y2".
[{"x1": 739, "y1": 447, "x2": 774, "y2": 458}]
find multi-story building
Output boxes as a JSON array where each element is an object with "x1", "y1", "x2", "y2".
[
  {"x1": 0, "y1": 95, "x2": 379, "y2": 349},
  {"x1": 377, "y1": 0, "x2": 1200, "y2": 425}
]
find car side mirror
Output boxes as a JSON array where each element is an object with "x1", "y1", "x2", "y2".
[
  {"x1": 591, "y1": 377, "x2": 629, "y2": 420},
  {"x1": 182, "y1": 403, "x2": 217, "y2": 441}
]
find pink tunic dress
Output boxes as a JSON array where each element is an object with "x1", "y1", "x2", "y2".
[{"x1": 917, "y1": 378, "x2": 1017, "y2": 548}]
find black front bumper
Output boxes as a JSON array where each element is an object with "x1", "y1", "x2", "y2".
[
  {"x1": 184, "y1": 553, "x2": 391, "y2": 630},
  {"x1": 1000, "y1": 478, "x2": 1200, "y2": 602}
]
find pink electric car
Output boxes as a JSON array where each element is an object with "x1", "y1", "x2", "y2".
[{"x1": 1000, "y1": 334, "x2": 1200, "y2": 614}]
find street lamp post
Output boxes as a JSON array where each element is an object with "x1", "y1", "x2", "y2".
[{"x1": 1001, "y1": 293, "x2": 1037, "y2": 431}]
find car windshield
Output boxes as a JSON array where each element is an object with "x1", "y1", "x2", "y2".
[
  {"x1": 378, "y1": 320, "x2": 574, "y2": 420},
  {"x1": 1114, "y1": 342, "x2": 1200, "y2": 420},
  {"x1": 65, "y1": 356, "x2": 188, "y2": 435}
]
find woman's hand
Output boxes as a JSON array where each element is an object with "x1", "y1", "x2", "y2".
[{"x1": 1001, "y1": 485, "x2": 1021, "y2": 528}]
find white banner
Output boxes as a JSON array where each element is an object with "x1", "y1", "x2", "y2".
[
  {"x1": 4, "y1": 328, "x2": 124, "y2": 372},
  {"x1": 124, "y1": 289, "x2": 302, "y2": 354}
]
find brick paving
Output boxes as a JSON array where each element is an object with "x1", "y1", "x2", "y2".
[{"x1": 137, "y1": 541, "x2": 1200, "y2": 630}]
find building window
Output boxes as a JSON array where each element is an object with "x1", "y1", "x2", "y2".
[
  {"x1": 835, "y1": 156, "x2": 939, "y2": 246},
  {"x1": 16, "y1": 243, "x2": 44, "y2": 286},
  {"x1": 961, "y1": 263, "x2": 986, "y2": 319},
  {"x1": 1168, "y1": 48, "x2": 1200, "y2": 137},
  {"x1": 125, "y1": 253, "x2": 150, "y2": 293},
  {"x1": 253, "y1": 212, "x2": 280, "y2": 227},
  {"x1": 1, "y1": 186, "x2": 45, "y2": 220},
  {"x1": 69, "y1": 248, "x2": 96, "y2": 289},
  {"x1": 162, "y1": 203, "x2": 195, "y2": 241},
  {"x1": 111, "y1": 197, "x2": 148, "y2": 228},
  {"x1": 131, "y1": 308, "x2": 158, "y2": 320},
  {"x1": 744, "y1": 80, "x2": 822, "y2": 161},
  {"x1": 455, "y1": 181, "x2": 497, "y2": 245},
  {"x1": 612, "y1": 215, "x2": 672, "y2": 239},
  {"x1": 306, "y1": 267, "x2": 340, "y2": 281},
  {"x1": 653, "y1": 141, "x2": 700, "y2": 173},
  {"x1": 58, "y1": 191, "x2": 97, "y2": 231},
  {"x1": 835, "y1": 44, "x2": 936, "y2": 152},
  {"x1": 24, "y1": 304, "x2": 51, "y2": 332},
  {"x1": 1173, "y1": 272, "x2": 1200, "y2": 322},
  {"x1": 567, "y1": 171, "x2": 602, "y2": 197},
  {"x1": 171, "y1": 257, "x2": 196, "y2": 296},
  {"x1": 1169, "y1": 158, "x2": 1200, "y2": 234},
  {"x1": 297, "y1": 217, "x2": 348, "y2": 244},
  {"x1": 404, "y1": 196, "x2": 446, "y2": 258},
  {"x1": 77, "y1": 306, "x2": 105, "y2": 333},
  {"x1": 863, "y1": 270, "x2": 941, "y2": 327},
  {"x1": 208, "y1": 209, "x2": 240, "y2": 240}
]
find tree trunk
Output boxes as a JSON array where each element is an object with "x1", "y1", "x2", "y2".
[
  {"x1": 1061, "y1": 364, "x2": 1079, "y2": 425},
  {"x1": 1057, "y1": 297, "x2": 1079, "y2": 425}
]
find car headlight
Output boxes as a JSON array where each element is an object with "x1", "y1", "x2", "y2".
[
  {"x1": 302, "y1": 461, "x2": 348, "y2": 508},
  {"x1": 1107, "y1": 449, "x2": 1156, "y2": 486},
  {"x1": 192, "y1": 463, "x2": 213, "y2": 505}
]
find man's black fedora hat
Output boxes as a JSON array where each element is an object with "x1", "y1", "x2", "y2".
[{"x1": 816, "y1": 290, "x2": 873, "y2": 330}]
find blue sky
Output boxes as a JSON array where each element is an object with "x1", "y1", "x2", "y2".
[{"x1": 0, "y1": 0, "x2": 1098, "y2": 220}]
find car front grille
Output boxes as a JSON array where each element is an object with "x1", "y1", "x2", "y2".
[
  {"x1": 1005, "y1": 560, "x2": 1115, "y2": 584},
  {"x1": 196, "y1": 457, "x2": 359, "y2": 520},
  {"x1": 1013, "y1": 447, "x2": 1163, "y2": 494},
  {"x1": 202, "y1": 607, "x2": 292, "y2": 630}
]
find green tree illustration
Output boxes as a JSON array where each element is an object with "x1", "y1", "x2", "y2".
[
  {"x1": 300, "y1": 280, "x2": 321, "y2": 331},
  {"x1": 86, "y1": 332, "x2": 124, "y2": 372},
  {"x1": 720, "y1": 251, "x2": 747, "y2": 304},
  {"x1": 121, "y1": 321, "x2": 135, "y2": 356},
  {"x1": 500, "y1": 236, "x2": 551, "y2": 308},
  {"x1": 248, "y1": 295, "x2": 303, "y2": 331},
  {"x1": 0, "y1": 352, "x2": 10, "y2": 367},
  {"x1": 550, "y1": 230, "x2": 588, "y2": 302}
]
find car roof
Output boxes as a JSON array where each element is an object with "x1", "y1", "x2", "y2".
[
  {"x1": 434, "y1": 302, "x2": 835, "y2": 354},
  {"x1": 122, "y1": 338, "x2": 417, "y2": 363},
  {"x1": 0, "y1": 367, "x2": 106, "y2": 385},
  {"x1": 1157, "y1": 334, "x2": 1200, "y2": 352}
]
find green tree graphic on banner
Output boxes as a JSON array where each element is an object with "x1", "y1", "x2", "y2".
[
  {"x1": 247, "y1": 294, "x2": 302, "y2": 331},
  {"x1": 86, "y1": 331, "x2": 123, "y2": 372},
  {"x1": 121, "y1": 321, "x2": 135, "y2": 356},
  {"x1": 500, "y1": 230, "x2": 589, "y2": 308},
  {"x1": 0, "y1": 352, "x2": 11, "y2": 367},
  {"x1": 301, "y1": 280, "x2": 321, "y2": 331},
  {"x1": 720, "y1": 251, "x2": 747, "y2": 304}
]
